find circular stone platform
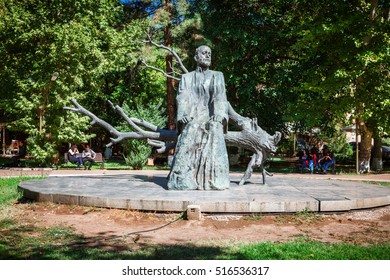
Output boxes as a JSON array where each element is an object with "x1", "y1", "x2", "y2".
[{"x1": 18, "y1": 173, "x2": 390, "y2": 213}]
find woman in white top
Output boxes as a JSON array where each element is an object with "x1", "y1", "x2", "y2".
[{"x1": 68, "y1": 145, "x2": 83, "y2": 169}]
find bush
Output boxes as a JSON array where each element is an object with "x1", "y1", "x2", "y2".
[
  {"x1": 321, "y1": 132, "x2": 353, "y2": 163},
  {"x1": 118, "y1": 101, "x2": 167, "y2": 170},
  {"x1": 122, "y1": 139, "x2": 151, "y2": 169}
]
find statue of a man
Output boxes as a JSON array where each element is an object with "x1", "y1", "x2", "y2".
[{"x1": 167, "y1": 46, "x2": 230, "y2": 190}]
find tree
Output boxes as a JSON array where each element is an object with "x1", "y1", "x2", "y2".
[
  {"x1": 0, "y1": 0, "x2": 146, "y2": 164},
  {"x1": 196, "y1": 0, "x2": 389, "y2": 172},
  {"x1": 131, "y1": 0, "x2": 204, "y2": 130},
  {"x1": 284, "y1": 0, "x2": 390, "y2": 171},
  {"x1": 194, "y1": 0, "x2": 310, "y2": 135}
]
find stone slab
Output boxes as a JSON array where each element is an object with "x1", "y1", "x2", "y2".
[{"x1": 18, "y1": 173, "x2": 390, "y2": 213}]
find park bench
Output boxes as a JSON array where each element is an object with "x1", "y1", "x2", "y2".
[
  {"x1": 64, "y1": 152, "x2": 105, "y2": 169},
  {"x1": 146, "y1": 153, "x2": 168, "y2": 166},
  {"x1": 17, "y1": 155, "x2": 34, "y2": 167}
]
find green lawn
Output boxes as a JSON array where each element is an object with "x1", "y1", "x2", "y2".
[
  {"x1": 0, "y1": 177, "x2": 46, "y2": 206},
  {"x1": 0, "y1": 177, "x2": 389, "y2": 260}
]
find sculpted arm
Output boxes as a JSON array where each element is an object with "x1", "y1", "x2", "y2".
[
  {"x1": 176, "y1": 74, "x2": 193, "y2": 129},
  {"x1": 210, "y1": 72, "x2": 229, "y2": 130}
]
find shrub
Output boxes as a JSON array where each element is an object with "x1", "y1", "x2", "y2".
[
  {"x1": 118, "y1": 101, "x2": 167, "y2": 169},
  {"x1": 321, "y1": 132, "x2": 353, "y2": 163},
  {"x1": 122, "y1": 139, "x2": 151, "y2": 169}
]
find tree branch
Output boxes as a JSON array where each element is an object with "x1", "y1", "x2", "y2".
[
  {"x1": 147, "y1": 139, "x2": 175, "y2": 154},
  {"x1": 168, "y1": 60, "x2": 183, "y2": 76},
  {"x1": 64, "y1": 98, "x2": 176, "y2": 148},
  {"x1": 141, "y1": 60, "x2": 181, "y2": 81},
  {"x1": 143, "y1": 33, "x2": 189, "y2": 74},
  {"x1": 64, "y1": 98, "x2": 122, "y2": 139}
]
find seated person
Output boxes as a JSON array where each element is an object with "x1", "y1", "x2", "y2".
[
  {"x1": 310, "y1": 146, "x2": 319, "y2": 168},
  {"x1": 68, "y1": 145, "x2": 83, "y2": 169},
  {"x1": 318, "y1": 151, "x2": 334, "y2": 174},
  {"x1": 300, "y1": 150, "x2": 308, "y2": 173},
  {"x1": 82, "y1": 145, "x2": 96, "y2": 170},
  {"x1": 10, "y1": 140, "x2": 27, "y2": 167},
  {"x1": 306, "y1": 150, "x2": 316, "y2": 174}
]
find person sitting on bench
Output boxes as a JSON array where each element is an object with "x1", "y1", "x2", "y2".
[
  {"x1": 10, "y1": 140, "x2": 27, "y2": 167},
  {"x1": 82, "y1": 145, "x2": 96, "y2": 170},
  {"x1": 68, "y1": 145, "x2": 83, "y2": 169},
  {"x1": 318, "y1": 150, "x2": 334, "y2": 174}
]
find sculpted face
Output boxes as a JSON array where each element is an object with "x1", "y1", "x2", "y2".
[{"x1": 195, "y1": 46, "x2": 211, "y2": 68}]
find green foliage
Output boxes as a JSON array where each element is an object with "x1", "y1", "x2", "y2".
[
  {"x1": 0, "y1": 177, "x2": 44, "y2": 207},
  {"x1": 0, "y1": 0, "x2": 146, "y2": 164},
  {"x1": 320, "y1": 131, "x2": 354, "y2": 163},
  {"x1": 141, "y1": 0, "x2": 205, "y2": 68},
  {"x1": 382, "y1": 138, "x2": 390, "y2": 147},
  {"x1": 0, "y1": 178, "x2": 22, "y2": 207},
  {"x1": 283, "y1": 0, "x2": 390, "y2": 158},
  {"x1": 194, "y1": 0, "x2": 299, "y2": 134},
  {"x1": 118, "y1": 101, "x2": 167, "y2": 169},
  {"x1": 122, "y1": 140, "x2": 152, "y2": 170},
  {"x1": 195, "y1": 0, "x2": 390, "y2": 143},
  {"x1": 1, "y1": 0, "x2": 388, "y2": 161},
  {"x1": 235, "y1": 241, "x2": 390, "y2": 260}
]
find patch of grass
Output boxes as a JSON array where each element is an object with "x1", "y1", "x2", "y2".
[
  {"x1": 234, "y1": 241, "x2": 390, "y2": 260},
  {"x1": 44, "y1": 226, "x2": 74, "y2": 237},
  {"x1": 0, "y1": 178, "x2": 22, "y2": 206},
  {"x1": 295, "y1": 208, "x2": 323, "y2": 222},
  {"x1": 275, "y1": 209, "x2": 323, "y2": 225},
  {"x1": 360, "y1": 181, "x2": 390, "y2": 187},
  {"x1": 243, "y1": 214, "x2": 263, "y2": 221},
  {"x1": 0, "y1": 177, "x2": 44, "y2": 207}
]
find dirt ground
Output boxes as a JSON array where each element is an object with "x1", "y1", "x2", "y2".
[{"x1": 12, "y1": 202, "x2": 390, "y2": 246}]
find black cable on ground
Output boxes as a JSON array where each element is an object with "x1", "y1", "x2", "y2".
[{"x1": 57, "y1": 214, "x2": 185, "y2": 247}]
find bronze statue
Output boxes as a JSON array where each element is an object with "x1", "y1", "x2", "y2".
[{"x1": 167, "y1": 46, "x2": 230, "y2": 190}]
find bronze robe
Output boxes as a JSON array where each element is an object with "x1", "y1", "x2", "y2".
[{"x1": 167, "y1": 68, "x2": 230, "y2": 190}]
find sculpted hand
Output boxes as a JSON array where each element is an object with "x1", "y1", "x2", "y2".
[
  {"x1": 179, "y1": 116, "x2": 192, "y2": 124},
  {"x1": 211, "y1": 115, "x2": 224, "y2": 123}
]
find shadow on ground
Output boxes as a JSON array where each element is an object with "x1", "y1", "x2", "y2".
[
  {"x1": 0, "y1": 218, "x2": 236, "y2": 260},
  {"x1": 1, "y1": 218, "x2": 389, "y2": 260}
]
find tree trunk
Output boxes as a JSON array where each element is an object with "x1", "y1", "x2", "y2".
[
  {"x1": 372, "y1": 136, "x2": 383, "y2": 171},
  {"x1": 355, "y1": 0, "x2": 378, "y2": 173},
  {"x1": 164, "y1": 1, "x2": 175, "y2": 131},
  {"x1": 359, "y1": 122, "x2": 373, "y2": 172}
]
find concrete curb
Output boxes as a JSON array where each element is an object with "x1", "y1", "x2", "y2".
[{"x1": 18, "y1": 173, "x2": 390, "y2": 213}]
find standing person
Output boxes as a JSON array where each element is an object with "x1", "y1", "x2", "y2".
[
  {"x1": 82, "y1": 144, "x2": 96, "y2": 170},
  {"x1": 167, "y1": 45, "x2": 230, "y2": 190},
  {"x1": 10, "y1": 140, "x2": 27, "y2": 167},
  {"x1": 68, "y1": 145, "x2": 83, "y2": 170}
]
